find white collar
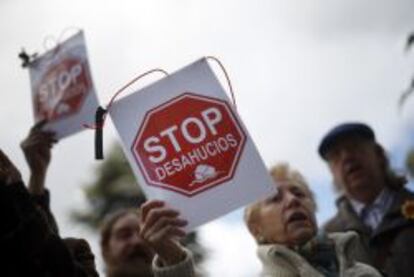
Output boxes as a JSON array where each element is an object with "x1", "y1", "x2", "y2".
[{"x1": 349, "y1": 188, "x2": 391, "y2": 216}]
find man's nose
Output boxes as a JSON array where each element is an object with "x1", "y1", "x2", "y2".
[
  {"x1": 337, "y1": 147, "x2": 354, "y2": 163},
  {"x1": 285, "y1": 192, "x2": 300, "y2": 208},
  {"x1": 129, "y1": 232, "x2": 144, "y2": 246}
]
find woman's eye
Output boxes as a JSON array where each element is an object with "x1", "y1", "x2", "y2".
[
  {"x1": 266, "y1": 193, "x2": 281, "y2": 203},
  {"x1": 295, "y1": 192, "x2": 305, "y2": 198},
  {"x1": 272, "y1": 193, "x2": 283, "y2": 202},
  {"x1": 292, "y1": 189, "x2": 305, "y2": 198}
]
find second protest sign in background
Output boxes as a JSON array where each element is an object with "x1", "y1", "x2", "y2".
[{"x1": 28, "y1": 31, "x2": 99, "y2": 139}]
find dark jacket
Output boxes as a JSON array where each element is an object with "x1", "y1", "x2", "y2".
[
  {"x1": 0, "y1": 181, "x2": 98, "y2": 277},
  {"x1": 323, "y1": 188, "x2": 414, "y2": 277},
  {"x1": 32, "y1": 188, "x2": 99, "y2": 277}
]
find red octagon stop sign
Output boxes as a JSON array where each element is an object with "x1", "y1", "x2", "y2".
[
  {"x1": 34, "y1": 58, "x2": 91, "y2": 122},
  {"x1": 131, "y1": 93, "x2": 246, "y2": 196}
]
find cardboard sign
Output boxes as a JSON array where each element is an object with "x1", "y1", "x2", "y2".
[
  {"x1": 28, "y1": 31, "x2": 99, "y2": 139},
  {"x1": 110, "y1": 58, "x2": 275, "y2": 230}
]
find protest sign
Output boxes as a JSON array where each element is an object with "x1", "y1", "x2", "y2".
[
  {"x1": 109, "y1": 58, "x2": 275, "y2": 230},
  {"x1": 28, "y1": 31, "x2": 99, "y2": 139}
]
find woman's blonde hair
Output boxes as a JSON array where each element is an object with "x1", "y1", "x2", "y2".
[{"x1": 244, "y1": 163, "x2": 316, "y2": 243}]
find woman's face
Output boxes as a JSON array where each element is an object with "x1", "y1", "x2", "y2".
[{"x1": 255, "y1": 180, "x2": 317, "y2": 246}]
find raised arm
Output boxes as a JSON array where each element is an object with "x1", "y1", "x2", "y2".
[{"x1": 20, "y1": 121, "x2": 57, "y2": 195}]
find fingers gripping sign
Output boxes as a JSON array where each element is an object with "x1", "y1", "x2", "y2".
[
  {"x1": 20, "y1": 120, "x2": 58, "y2": 194},
  {"x1": 139, "y1": 200, "x2": 188, "y2": 266},
  {"x1": 21, "y1": 120, "x2": 57, "y2": 171}
]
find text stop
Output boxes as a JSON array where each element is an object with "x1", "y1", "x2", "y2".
[{"x1": 132, "y1": 93, "x2": 246, "y2": 196}]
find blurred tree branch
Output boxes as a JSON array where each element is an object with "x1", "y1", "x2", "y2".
[{"x1": 399, "y1": 32, "x2": 414, "y2": 111}]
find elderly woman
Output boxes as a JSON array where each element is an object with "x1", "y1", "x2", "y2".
[{"x1": 244, "y1": 163, "x2": 382, "y2": 277}]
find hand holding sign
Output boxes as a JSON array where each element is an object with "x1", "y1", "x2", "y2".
[
  {"x1": 139, "y1": 200, "x2": 188, "y2": 266},
  {"x1": 20, "y1": 121, "x2": 57, "y2": 194}
]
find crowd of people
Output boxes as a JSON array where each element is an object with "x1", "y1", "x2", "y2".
[{"x1": 1, "y1": 120, "x2": 413, "y2": 277}]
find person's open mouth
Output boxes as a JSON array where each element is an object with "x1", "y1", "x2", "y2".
[
  {"x1": 287, "y1": 211, "x2": 309, "y2": 224},
  {"x1": 344, "y1": 163, "x2": 364, "y2": 180}
]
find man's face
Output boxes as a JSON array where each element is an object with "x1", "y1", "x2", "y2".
[
  {"x1": 106, "y1": 213, "x2": 154, "y2": 275},
  {"x1": 256, "y1": 180, "x2": 317, "y2": 246},
  {"x1": 325, "y1": 135, "x2": 385, "y2": 204}
]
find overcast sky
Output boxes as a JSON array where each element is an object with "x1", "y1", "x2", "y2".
[{"x1": 2, "y1": 0, "x2": 414, "y2": 275}]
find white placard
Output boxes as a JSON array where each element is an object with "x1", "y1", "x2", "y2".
[
  {"x1": 110, "y1": 58, "x2": 275, "y2": 230},
  {"x1": 28, "y1": 31, "x2": 99, "y2": 139}
]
